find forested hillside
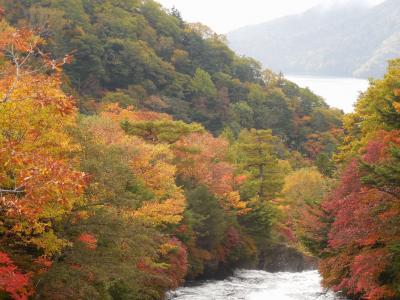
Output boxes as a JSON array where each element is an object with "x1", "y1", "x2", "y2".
[
  {"x1": 4, "y1": 1, "x2": 397, "y2": 300},
  {"x1": 0, "y1": 2, "x2": 345, "y2": 299},
  {"x1": 228, "y1": 0, "x2": 400, "y2": 78},
  {"x1": 1, "y1": 0, "x2": 343, "y2": 159}
]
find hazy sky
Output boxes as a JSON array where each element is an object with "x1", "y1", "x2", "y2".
[{"x1": 158, "y1": 0, "x2": 385, "y2": 33}]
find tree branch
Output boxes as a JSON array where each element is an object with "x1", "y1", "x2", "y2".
[
  {"x1": 1, "y1": 45, "x2": 21, "y2": 103},
  {"x1": 0, "y1": 186, "x2": 25, "y2": 195}
]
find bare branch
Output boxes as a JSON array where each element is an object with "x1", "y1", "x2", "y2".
[
  {"x1": 1, "y1": 45, "x2": 21, "y2": 103},
  {"x1": 0, "y1": 186, "x2": 25, "y2": 195}
]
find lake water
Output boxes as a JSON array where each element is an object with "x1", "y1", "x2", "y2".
[
  {"x1": 167, "y1": 270, "x2": 346, "y2": 300},
  {"x1": 285, "y1": 75, "x2": 370, "y2": 113}
]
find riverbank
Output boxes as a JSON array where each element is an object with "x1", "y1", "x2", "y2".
[
  {"x1": 262, "y1": 244, "x2": 317, "y2": 273},
  {"x1": 188, "y1": 244, "x2": 317, "y2": 281}
]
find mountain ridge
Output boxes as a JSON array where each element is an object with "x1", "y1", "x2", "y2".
[{"x1": 228, "y1": 0, "x2": 400, "y2": 78}]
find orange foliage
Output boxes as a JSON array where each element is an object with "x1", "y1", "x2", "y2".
[
  {"x1": 85, "y1": 105, "x2": 186, "y2": 226},
  {"x1": 137, "y1": 238, "x2": 188, "y2": 291},
  {"x1": 0, "y1": 252, "x2": 32, "y2": 300},
  {"x1": 303, "y1": 134, "x2": 324, "y2": 158},
  {"x1": 99, "y1": 103, "x2": 171, "y2": 123},
  {"x1": 77, "y1": 233, "x2": 98, "y2": 250},
  {"x1": 222, "y1": 192, "x2": 251, "y2": 215},
  {"x1": 174, "y1": 133, "x2": 249, "y2": 214},
  {"x1": 174, "y1": 132, "x2": 230, "y2": 190},
  {"x1": 33, "y1": 256, "x2": 53, "y2": 274},
  {"x1": 132, "y1": 196, "x2": 186, "y2": 226},
  {"x1": 0, "y1": 24, "x2": 86, "y2": 255},
  {"x1": 0, "y1": 26, "x2": 40, "y2": 55}
]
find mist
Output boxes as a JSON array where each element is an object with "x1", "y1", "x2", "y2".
[{"x1": 158, "y1": 0, "x2": 385, "y2": 33}]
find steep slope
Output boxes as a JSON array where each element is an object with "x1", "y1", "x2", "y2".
[
  {"x1": 1, "y1": 0, "x2": 343, "y2": 159},
  {"x1": 0, "y1": 11, "x2": 340, "y2": 299},
  {"x1": 228, "y1": 0, "x2": 400, "y2": 78}
]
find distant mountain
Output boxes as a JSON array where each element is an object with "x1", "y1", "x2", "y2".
[{"x1": 228, "y1": 0, "x2": 400, "y2": 78}]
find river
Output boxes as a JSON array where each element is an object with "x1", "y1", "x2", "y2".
[
  {"x1": 167, "y1": 270, "x2": 346, "y2": 300},
  {"x1": 285, "y1": 75, "x2": 370, "y2": 113},
  {"x1": 167, "y1": 75, "x2": 361, "y2": 300}
]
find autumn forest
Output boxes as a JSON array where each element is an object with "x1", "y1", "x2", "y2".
[{"x1": 0, "y1": 1, "x2": 399, "y2": 299}]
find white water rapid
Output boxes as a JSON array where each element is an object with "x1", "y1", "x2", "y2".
[{"x1": 167, "y1": 270, "x2": 347, "y2": 300}]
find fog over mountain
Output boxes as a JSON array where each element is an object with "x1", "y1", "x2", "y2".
[{"x1": 228, "y1": 0, "x2": 400, "y2": 78}]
